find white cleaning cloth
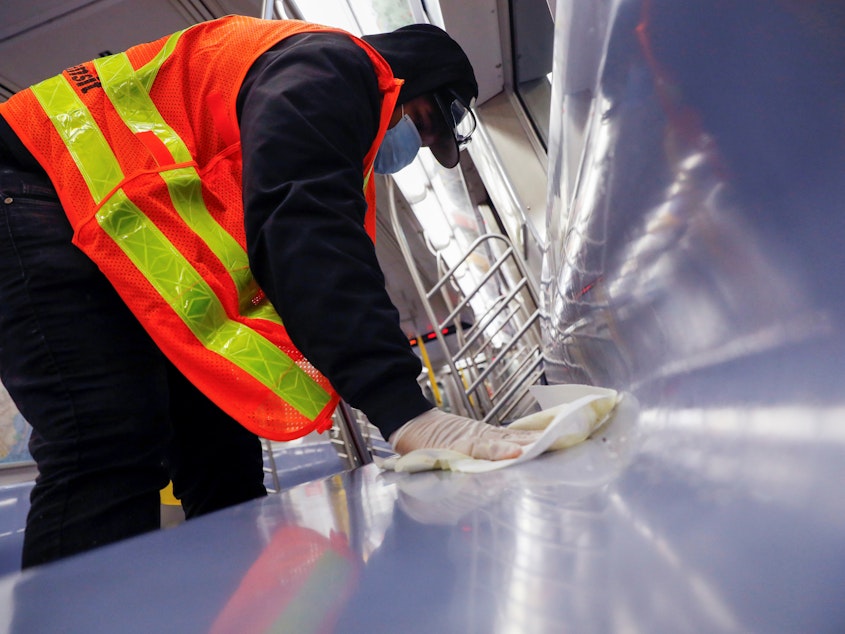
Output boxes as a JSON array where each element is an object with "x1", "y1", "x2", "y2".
[{"x1": 377, "y1": 386, "x2": 621, "y2": 474}]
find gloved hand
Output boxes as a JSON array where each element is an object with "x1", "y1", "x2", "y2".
[{"x1": 389, "y1": 409, "x2": 543, "y2": 461}]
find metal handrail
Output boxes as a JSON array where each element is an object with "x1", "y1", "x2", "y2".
[
  {"x1": 330, "y1": 401, "x2": 374, "y2": 468},
  {"x1": 454, "y1": 282, "x2": 529, "y2": 359},
  {"x1": 262, "y1": 438, "x2": 280, "y2": 493},
  {"x1": 482, "y1": 356, "x2": 544, "y2": 423},
  {"x1": 464, "y1": 311, "x2": 540, "y2": 394},
  {"x1": 386, "y1": 177, "x2": 544, "y2": 424}
]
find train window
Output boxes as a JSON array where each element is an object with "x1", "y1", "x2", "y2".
[
  {"x1": 510, "y1": 0, "x2": 555, "y2": 148},
  {"x1": 283, "y1": 0, "x2": 361, "y2": 33}
]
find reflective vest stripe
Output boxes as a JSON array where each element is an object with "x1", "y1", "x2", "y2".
[
  {"x1": 31, "y1": 67, "x2": 330, "y2": 420},
  {"x1": 136, "y1": 31, "x2": 185, "y2": 93},
  {"x1": 94, "y1": 52, "x2": 280, "y2": 321},
  {"x1": 94, "y1": 52, "x2": 192, "y2": 163},
  {"x1": 30, "y1": 76, "x2": 123, "y2": 203},
  {"x1": 159, "y1": 166, "x2": 282, "y2": 322},
  {"x1": 96, "y1": 191, "x2": 331, "y2": 419}
]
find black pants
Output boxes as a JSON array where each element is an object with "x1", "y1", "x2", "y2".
[{"x1": 0, "y1": 163, "x2": 266, "y2": 569}]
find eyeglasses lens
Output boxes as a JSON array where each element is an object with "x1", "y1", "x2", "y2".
[{"x1": 450, "y1": 99, "x2": 476, "y2": 145}]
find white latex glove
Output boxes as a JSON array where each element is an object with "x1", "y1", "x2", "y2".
[{"x1": 389, "y1": 409, "x2": 543, "y2": 461}]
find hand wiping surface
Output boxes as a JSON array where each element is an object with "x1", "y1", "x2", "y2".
[{"x1": 378, "y1": 385, "x2": 621, "y2": 473}]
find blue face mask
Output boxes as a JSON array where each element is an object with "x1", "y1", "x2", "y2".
[{"x1": 374, "y1": 111, "x2": 422, "y2": 174}]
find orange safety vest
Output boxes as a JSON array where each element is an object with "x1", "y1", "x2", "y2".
[{"x1": 0, "y1": 16, "x2": 403, "y2": 440}]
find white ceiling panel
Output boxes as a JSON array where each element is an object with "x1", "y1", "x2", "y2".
[
  {"x1": 0, "y1": 0, "x2": 260, "y2": 94},
  {"x1": 0, "y1": 0, "x2": 95, "y2": 42}
]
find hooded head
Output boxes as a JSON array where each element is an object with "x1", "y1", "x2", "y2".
[{"x1": 363, "y1": 24, "x2": 479, "y2": 168}]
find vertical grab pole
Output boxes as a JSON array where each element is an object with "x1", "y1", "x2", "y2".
[{"x1": 336, "y1": 401, "x2": 373, "y2": 468}]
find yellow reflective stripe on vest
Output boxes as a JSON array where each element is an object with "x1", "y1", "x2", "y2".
[
  {"x1": 160, "y1": 167, "x2": 281, "y2": 321},
  {"x1": 30, "y1": 76, "x2": 123, "y2": 203},
  {"x1": 97, "y1": 190, "x2": 331, "y2": 419},
  {"x1": 94, "y1": 52, "x2": 192, "y2": 163},
  {"x1": 31, "y1": 70, "x2": 329, "y2": 419},
  {"x1": 94, "y1": 52, "x2": 281, "y2": 323},
  {"x1": 136, "y1": 30, "x2": 185, "y2": 92}
]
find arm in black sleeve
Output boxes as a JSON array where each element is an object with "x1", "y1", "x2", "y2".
[{"x1": 237, "y1": 33, "x2": 433, "y2": 439}]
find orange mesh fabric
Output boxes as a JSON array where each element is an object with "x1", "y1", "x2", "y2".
[{"x1": 0, "y1": 16, "x2": 402, "y2": 440}]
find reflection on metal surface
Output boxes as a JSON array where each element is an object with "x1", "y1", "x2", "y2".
[
  {"x1": 208, "y1": 525, "x2": 359, "y2": 634},
  {"x1": 539, "y1": 1, "x2": 845, "y2": 631},
  {"x1": 542, "y1": 0, "x2": 845, "y2": 393},
  {"x1": 382, "y1": 400, "x2": 639, "y2": 633},
  {"x1": 0, "y1": 466, "x2": 400, "y2": 633},
  {"x1": 1, "y1": 390, "x2": 844, "y2": 633},
  {"x1": 607, "y1": 490, "x2": 744, "y2": 634},
  {"x1": 638, "y1": 404, "x2": 845, "y2": 524}
]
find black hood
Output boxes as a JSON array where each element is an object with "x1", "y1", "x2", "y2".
[
  {"x1": 362, "y1": 24, "x2": 478, "y2": 108},
  {"x1": 363, "y1": 24, "x2": 478, "y2": 168}
]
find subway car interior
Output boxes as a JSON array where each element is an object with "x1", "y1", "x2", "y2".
[{"x1": 1, "y1": 0, "x2": 844, "y2": 631}]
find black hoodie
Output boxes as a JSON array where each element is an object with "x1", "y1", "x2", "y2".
[
  {"x1": 0, "y1": 24, "x2": 475, "y2": 440},
  {"x1": 238, "y1": 26, "x2": 476, "y2": 439},
  {"x1": 362, "y1": 24, "x2": 478, "y2": 107}
]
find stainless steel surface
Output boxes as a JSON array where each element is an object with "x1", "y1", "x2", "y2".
[
  {"x1": 0, "y1": 404, "x2": 843, "y2": 633},
  {"x1": 543, "y1": 0, "x2": 845, "y2": 391},
  {"x1": 260, "y1": 0, "x2": 274, "y2": 20},
  {"x1": 0, "y1": 437, "x2": 348, "y2": 578},
  {"x1": 536, "y1": 1, "x2": 845, "y2": 630}
]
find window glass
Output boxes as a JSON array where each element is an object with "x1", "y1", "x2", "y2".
[{"x1": 510, "y1": 0, "x2": 555, "y2": 147}]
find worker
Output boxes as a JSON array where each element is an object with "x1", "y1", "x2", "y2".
[{"x1": 0, "y1": 16, "x2": 541, "y2": 568}]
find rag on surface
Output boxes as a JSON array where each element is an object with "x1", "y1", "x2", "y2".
[{"x1": 378, "y1": 385, "x2": 621, "y2": 473}]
